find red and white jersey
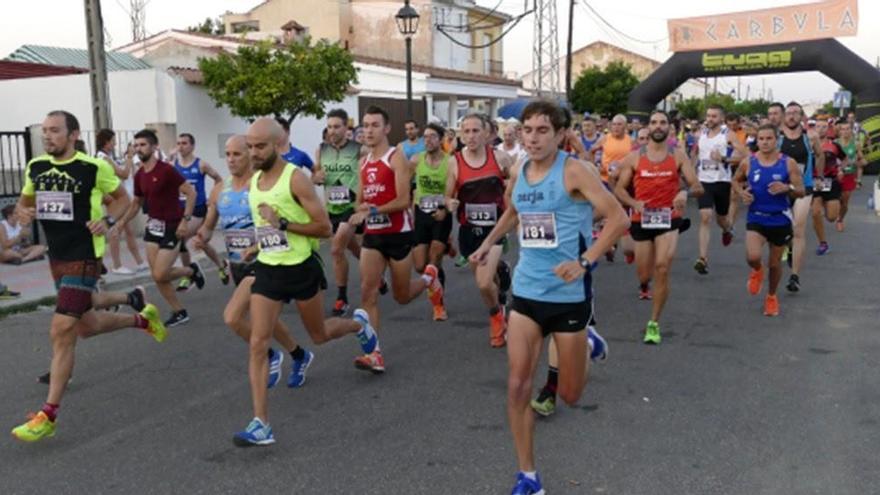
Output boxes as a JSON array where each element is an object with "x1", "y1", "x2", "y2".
[{"x1": 360, "y1": 147, "x2": 412, "y2": 234}]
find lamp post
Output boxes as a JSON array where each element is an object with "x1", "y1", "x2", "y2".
[{"x1": 395, "y1": 0, "x2": 420, "y2": 120}]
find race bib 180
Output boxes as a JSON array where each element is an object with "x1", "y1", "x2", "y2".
[
  {"x1": 36, "y1": 191, "x2": 74, "y2": 221},
  {"x1": 519, "y1": 212, "x2": 557, "y2": 248},
  {"x1": 465, "y1": 203, "x2": 497, "y2": 226},
  {"x1": 256, "y1": 225, "x2": 290, "y2": 253}
]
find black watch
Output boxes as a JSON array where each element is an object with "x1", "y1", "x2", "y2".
[
  {"x1": 183, "y1": 214, "x2": 193, "y2": 221},
  {"x1": 103, "y1": 215, "x2": 116, "y2": 228},
  {"x1": 579, "y1": 257, "x2": 593, "y2": 272},
  {"x1": 278, "y1": 218, "x2": 289, "y2": 232}
]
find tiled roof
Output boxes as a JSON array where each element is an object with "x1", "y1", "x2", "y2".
[
  {"x1": 5, "y1": 45, "x2": 152, "y2": 71},
  {"x1": 0, "y1": 60, "x2": 87, "y2": 80}
]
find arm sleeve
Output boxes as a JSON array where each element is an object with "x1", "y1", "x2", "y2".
[{"x1": 96, "y1": 158, "x2": 122, "y2": 195}]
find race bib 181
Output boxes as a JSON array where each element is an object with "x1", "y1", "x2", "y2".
[{"x1": 519, "y1": 212, "x2": 557, "y2": 248}]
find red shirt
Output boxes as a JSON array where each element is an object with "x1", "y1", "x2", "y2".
[
  {"x1": 631, "y1": 147, "x2": 681, "y2": 223},
  {"x1": 360, "y1": 147, "x2": 412, "y2": 235},
  {"x1": 454, "y1": 146, "x2": 506, "y2": 227},
  {"x1": 134, "y1": 160, "x2": 185, "y2": 222},
  {"x1": 818, "y1": 139, "x2": 845, "y2": 177}
]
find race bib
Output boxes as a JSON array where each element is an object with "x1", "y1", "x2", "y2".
[
  {"x1": 146, "y1": 218, "x2": 166, "y2": 237},
  {"x1": 224, "y1": 228, "x2": 255, "y2": 252},
  {"x1": 365, "y1": 213, "x2": 391, "y2": 230},
  {"x1": 418, "y1": 195, "x2": 444, "y2": 213},
  {"x1": 519, "y1": 212, "x2": 557, "y2": 248},
  {"x1": 35, "y1": 191, "x2": 73, "y2": 221},
  {"x1": 326, "y1": 186, "x2": 351, "y2": 205},
  {"x1": 465, "y1": 203, "x2": 497, "y2": 227},
  {"x1": 256, "y1": 225, "x2": 289, "y2": 253},
  {"x1": 641, "y1": 207, "x2": 672, "y2": 229},
  {"x1": 701, "y1": 161, "x2": 719, "y2": 171},
  {"x1": 821, "y1": 178, "x2": 833, "y2": 192}
]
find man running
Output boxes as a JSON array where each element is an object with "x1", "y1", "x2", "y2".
[
  {"x1": 732, "y1": 124, "x2": 804, "y2": 316},
  {"x1": 692, "y1": 105, "x2": 745, "y2": 275},
  {"x1": 446, "y1": 113, "x2": 513, "y2": 347},
  {"x1": 116, "y1": 129, "x2": 207, "y2": 327},
  {"x1": 497, "y1": 124, "x2": 527, "y2": 162},
  {"x1": 233, "y1": 118, "x2": 380, "y2": 446},
  {"x1": 195, "y1": 135, "x2": 314, "y2": 390},
  {"x1": 347, "y1": 106, "x2": 443, "y2": 372},
  {"x1": 172, "y1": 133, "x2": 227, "y2": 289},
  {"x1": 10, "y1": 111, "x2": 164, "y2": 442},
  {"x1": 592, "y1": 114, "x2": 631, "y2": 188},
  {"x1": 410, "y1": 122, "x2": 452, "y2": 321},
  {"x1": 579, "y1": 114, "x2": 602, "y2": 153},
  {"x1": 779, "y1": 101, "x2": 825, "y2": 291},
  {"x1": 399, "y1": 119, "x2": 426, "y2": 160},
  {"x1": 812, "y1": 117, "x2": 846, "y2": 255},
  {"x1": 312, "y1": 108, "x2": 364, "y2": 316},
  {"x1": 833, "y1": 120, "x2": 863, "y2": 231},
  {"x1": 615, "y1": 110, "x2": 703, "y2": 344},
  {"x1": 469, "y1": 100, "x2": 628, "y2": 494},
  {"x1": 275, "y1": 117, "x2": 314, "y2": 170}
]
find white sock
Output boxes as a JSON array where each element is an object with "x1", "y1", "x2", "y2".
[
  {"x1": 521, "y1": 470, "x2": 537, "y2": 481},
  {"x1": 587, "y1": 335, "x2": 595, "y2": 354}
]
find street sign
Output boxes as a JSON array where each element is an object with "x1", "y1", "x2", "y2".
[{"x1": 833, "y1": 90, "x2": 852, "y2": 109}]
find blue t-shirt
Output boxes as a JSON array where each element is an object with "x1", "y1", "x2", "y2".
[{"x1": 282, "y1": 145, "x2": 314, "y2": 170}]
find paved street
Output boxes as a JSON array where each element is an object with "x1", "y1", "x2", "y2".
[{"x1": 1, "y1": 188, "x2": 878, "y2": 495}]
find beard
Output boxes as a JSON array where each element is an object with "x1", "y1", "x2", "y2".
[
  {"x1": 255, "y1": 151, "x2": 277, "y2": 171},
  {"x1": 784, "y1": 119, "x2": 801, "y2": 130},
  {"x1": 136, "y1": 151, "x2": 152, "y2": 162},
  {"x1": 650, "y1": 129, "x2": 668, "y2": 143}
]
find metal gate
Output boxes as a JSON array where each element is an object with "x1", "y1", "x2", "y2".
[{"x1": 0, "y1": 130, "x2": 31, "y2": 209}]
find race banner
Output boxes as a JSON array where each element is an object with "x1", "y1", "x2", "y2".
[{"x1": 668, "y1": 0, "x2": 858, "y2": 52}]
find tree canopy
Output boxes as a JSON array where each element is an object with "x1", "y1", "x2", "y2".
[{"x1": 570, "y1": 61, "x2": 640, "y2": 117}]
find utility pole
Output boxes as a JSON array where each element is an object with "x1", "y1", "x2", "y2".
[
  {"x1": 532, "y1": 0, "x2": 560, "y2": 96},
  {"x1": 565, "y1": 0, "x2": 575, "y2": 102},
  {"x1": 713, "y1": 77, "x2": 718, "y2": 95},
  {"x1": 737, "y1": 77, "x2": 741, "y2": 101},
  {"x1": 84, "y1": 0, "x2": 112, "y2": 130}
]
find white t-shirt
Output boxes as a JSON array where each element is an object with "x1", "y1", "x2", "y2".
[
  {"x1": 697, "y1": 127, "x2": 731, "y2": 183},
  {"x1": 496, "y1": 142, "x2": 527, "y2": 162},
  {"x1": 97, "y1": 150, "x2": 134, "y2": 196},
  {"x1": 2, "y1": 219, "x2": 22, "y2": 250}
]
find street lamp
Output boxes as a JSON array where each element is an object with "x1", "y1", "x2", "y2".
[{"x1": 395, "y1": 0, "x2": 420, "y2": 119}]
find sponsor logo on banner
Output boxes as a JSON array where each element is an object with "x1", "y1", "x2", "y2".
[{"x1": 702, "y1": 50, "x2": 793, "y2": 72}]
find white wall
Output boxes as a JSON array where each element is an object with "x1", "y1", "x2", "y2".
[{"x1": 431, "y1": 4, "x2": 470, "y2": 72}]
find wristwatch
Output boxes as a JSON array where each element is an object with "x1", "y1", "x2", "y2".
[
  {"x1": 183, "y1": 214, "x2": 193, "y2": 221},
  {"x1": 278, "y1": 217, "x2": 289, "y2": 232},
  {"x1": 103, "y1": 215, "x2": 116, "y2": 227},
  {"x1": 579, "y1": 256, "x2": 594, "y2": 272}
]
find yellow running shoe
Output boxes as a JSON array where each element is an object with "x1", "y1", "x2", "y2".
[
  {"x1": 141, "y1": 304, "x2": 167, "y2": 343},
  {"x1": 11, "y1": 411, "x2": 56, "y2": 442}
]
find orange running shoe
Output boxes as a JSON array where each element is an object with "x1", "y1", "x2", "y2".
[
  {"x1": 763, "y1": 294, "x2": 779, "y2": 316},
  {"x1": 354, "y1": 350, "x2": 385, "y2": 374},
  {"x1": 489, "y1": 310, "x2": 506, "y2": 347},
  {"x1": 423, "y1": 264, "x2": 444, "y2": 307},
  {"x1": 747, "y1": 266, "x2": 764, "y2": 296},
  {"x1": 432, "y1": 303, "x2": 448, "y2": 321}
]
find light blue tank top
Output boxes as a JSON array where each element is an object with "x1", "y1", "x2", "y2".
[
  {"x1": 512, "y1": 152, "x2": 593, "y2": 303},
  {"x1": 746, "y1": 154, "x2": 792, "y2": 227},
  {"x1": 217, "y1": 177, "x2": 253, "y2": 262},
  {"x1": 402, "y1": 138, "x2": 426, "y2": 160},
  {"x1": 175, "y1": 157, "x2": 208, "y2": 206}
]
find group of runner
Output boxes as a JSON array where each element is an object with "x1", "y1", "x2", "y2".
[{"x1": 7, "y1": 98, "x2": 869, "y2": 495}]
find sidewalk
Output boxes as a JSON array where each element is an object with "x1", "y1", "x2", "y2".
[{"x1": 0, "y1": 236, "x2": 225, "y2": 316}]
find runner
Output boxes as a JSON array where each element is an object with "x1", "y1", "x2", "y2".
[
  {"x1": 399, "y1": 119, "x2": 426, "y2": 160},
  {"x1": 10, "y1": 110, "x2": 165, "y2": 442},
  {"x1": 724, "y1": 112, "x2": 748, "y2": 226},
  {"x1": 615, "y1": 110, "x2": 703, "y2": 344},
  {"x1": 692, "y1": 105, "x2": 745, "y2": 275},
  {"x1": 732, "y1": 123, "x2": 804, "y2": 316},
  {"x1": 812, "y1": 117, "x2": 846, "y2": 255},
  {"x1": 591, "y1": 114, "x2": 632, "y2": 262},
  {"x1": 779, "y1": 101, "x2": 825, "y2": 291},
  {"x1": 468, "y1": 100, "x2": 628, "y2": 494},
  {"x1": 347, "y1": 106, "x2": 443, "y2": 371},
  {"x1": 446, "y1": 113, "x2": 513, "y2": 348},
  {"x1": 410, "y1": 122, "x2": 452, "y2": 321},
  {"x1": 172, "y1": 133, "x2": 227, "y2": 290},
  {"x1": 194, "y1": 134, "x2": 314, "y2": 390},
  {"x1": 232, "y1": 118, "x2": 380, "y2": 446},
  {"x1": 833, "y1": 120, "x2": 863, "y2": 231},
  {"x1": 579, "y1": 114, "x2": 602, "y2": 153},
  {"x1": 311, "y1": 108, "x2": 365, "y2": 316},
  {"x1": 115, "y1": 129, "x2": 207, "y2": 327},
  {"x1": 497, "y1": 124, "x2": 527, "y2": 162},
  {"x1": 275, "y1": 117, "x2": 314, "y2": 170}
]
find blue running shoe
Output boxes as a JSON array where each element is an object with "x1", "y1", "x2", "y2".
[
  {"x1": 267, "y1": 348, "x2": 284, "y2": 389},
  {"x1": 510, "y1": 472, "x2": 545, "y2": 495},
  {"x1": 353, "y1": 309, "x2": 378, "y2": 354},
  {"x1": 288, "y1": 350, "x2": 314, "y2": 388},
  {"x1": 587, "y1": 325, "x2": 608, "y2": 362},
  {"x1": 233, "y1": 417, "x2": 275, "y2": 447}
]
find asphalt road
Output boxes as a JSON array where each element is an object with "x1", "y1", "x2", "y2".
[{"x1": 1, "y1": 188, "x2": 878, "y2": 495}]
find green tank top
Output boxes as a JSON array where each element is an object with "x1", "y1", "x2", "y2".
[
  {"x1": 320, "y1": 140, "x2": 360, "y2": 215},
  {"x1": 414, "y1": 151, "x2": 449, "y2": 212},
  {"x1": 248, "y1": 165, "x2": 317, "y2": 266},
  {"x1": 836, "y1": 138, "x2": 857, "y2": 174}
]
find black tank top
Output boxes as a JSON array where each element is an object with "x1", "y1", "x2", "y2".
[{"x1": 780, "y1": 132, "x2": 808, "y2": 165}]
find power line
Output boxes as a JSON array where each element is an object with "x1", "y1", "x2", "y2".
[
  {"x1": 580, "y1": 1, "x2": 667, "y2": 45},
  {"x1": 435, "y1": 9, "x2": 533, "y2": 49},
  {"x1": 436, "y1": 0, "x2": 504, "y2": 32}
]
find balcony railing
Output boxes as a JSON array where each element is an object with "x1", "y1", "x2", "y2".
[{"x1": 483, "y1": 59, "x2": 503, "y2": 77}]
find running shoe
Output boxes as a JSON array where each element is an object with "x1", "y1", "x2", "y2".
[
  {"x1": 140, "y1": 304, "x2": 167, "y2": 343},
  {"x1": 722, "y1": 228, "x2": 734, "y2": 246},
  {"x1": 816, "y1": 241, "x2": 829, "y2": 256},
  {"x1": 353, "y1": 309, "x2": 378, "y2": 355},
  {"x1": 232, "y1": 417, "x2": 275, "y2": 447},
  {"x1": 530, "y1": 389, "x2": 556, "y2": 417},
  {"x1": 694, "y1": 257, "x2": 708, "y2": 275},
  {"x1": 0, "y1": 288, "x2": 21, "y2": 300},
  {"x1": 190, "y1": 262, "x2": 206, "y2": 289},
  {"x1": 176, "y1": 277, "x2": 192, "y2": 292},
  {"x1": 11, "y1": 411, "x2": 55, "y2": 442},
  {"x1": 836, "y1": 220, "x2": 844, "y2": 232},
  {"x1": 510, "y1": 472, "x2": 545, "y2": 495},
  {"x1": 454, "y1": 254, "x2": 469, "y2": 268},
  {"x1": 763, "y1": 294, "x2": 780, "y2": 316},
  {"x1": 643, "y1": 320, "x2": 661, "y2": 345},
  {"x1": 218, "y1": 260, "x2": 230, "y2": 286},
  {"x1": 331, "y1": 299, "x2": 350, "y2": 317},
  {"x1": 638, "y1": 284, "x2": 651, "y2": 300},
  {"x1": 354, "y1": 350, "x2": 385, "y2": 374},
  {"x1": 288, "y1": 350, "x2": 314, "y2": 388},
  {"x1": 267, "y1": 348, "x2": 284, "y2": 389},
  {"x1": 164, "y1": 309, "x2": 189, "y2": 327},
  {"x1": 747, "y1": 267, "x2": 764, "y2": 296},
  {"x1": 129, "y1": 285, "x2": 146, "y2": 312},
  {"x1": 489, "y1": 309, "x2": 507, "y2": 348},
  {"x1": 432, "y1": 304, "x2": 448, "y2": 322},
  {"x1": 588, "y1": 326, "x2": 608, "y2": 361},
  {"x1": 379, "y1": 276, "x2": 389, "y2": 295},
  {"x1": 423, "y1": 264, "x2": 444, "y2": 307},
  {"x1": 786, "y1": 274, "x2": 800, "y2": 293},
  {"x1": 111, "y1": 266, "x2": 135, "y2": 276}
]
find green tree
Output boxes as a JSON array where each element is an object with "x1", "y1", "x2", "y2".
[
  {"x1": 188, "y1": 17, "x2": 223, "y2": 36},
  {"x1": 675, "y1": 95, "x2": 770, "y2": 121},
  {"x1": 570, "y1": 61, "x2": 639, "y2": 116},
  {"x1": 199, "y1": 38, "x2": 358, "y2": 126}
]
